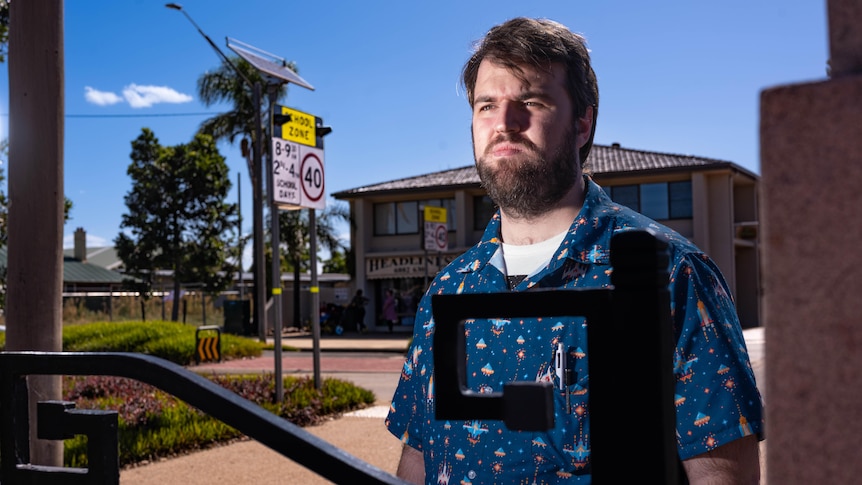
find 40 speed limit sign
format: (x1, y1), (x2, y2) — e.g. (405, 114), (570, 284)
(271, 137), (325, 210)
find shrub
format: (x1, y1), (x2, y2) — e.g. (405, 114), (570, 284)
(2, 320), (264, 365)
(3, 319), (379, 469)
(62, 373), (375, 467)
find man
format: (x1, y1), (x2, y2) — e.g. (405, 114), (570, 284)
(386, 17), (763, 484)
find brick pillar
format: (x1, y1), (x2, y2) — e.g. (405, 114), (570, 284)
(760, 1), (862, 482)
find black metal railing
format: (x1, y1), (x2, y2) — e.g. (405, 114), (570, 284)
(0, 351), (407, 485)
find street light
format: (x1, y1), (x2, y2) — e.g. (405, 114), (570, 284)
(166, 3), (268, 342)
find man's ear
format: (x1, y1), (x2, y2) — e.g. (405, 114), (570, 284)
(576, 105), (594, 150)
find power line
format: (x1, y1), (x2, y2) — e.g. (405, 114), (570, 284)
(0, 112), (219, 118)
(68, 112), (217, 118)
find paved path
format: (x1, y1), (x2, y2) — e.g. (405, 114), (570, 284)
(121, 333), (409, 484)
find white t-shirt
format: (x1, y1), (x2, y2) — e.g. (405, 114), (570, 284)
(501, 229), (569, 285)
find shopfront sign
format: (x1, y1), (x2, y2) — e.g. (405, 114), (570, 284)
(366, 254), (456, 279)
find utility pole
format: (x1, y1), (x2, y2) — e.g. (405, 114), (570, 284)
(166, 4), (268, 341)
(267, 85), (285, 401)
(6, 0), (65, 466)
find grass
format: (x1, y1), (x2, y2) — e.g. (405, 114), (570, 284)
(0, 319), (378, 468)
(1, 319), (264, 365)
(62, 373), (375, 468)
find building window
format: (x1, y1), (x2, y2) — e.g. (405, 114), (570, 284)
(473, 195), (497, 230)
(374, 199), (457, 236)
(609, 181), (692, 220)
(374, 201), (419, 235)
(421, 198), (457, 231)
(668, 180), (693, 218)
(609, 185), (639, 212)
(640, 183), (669, 220)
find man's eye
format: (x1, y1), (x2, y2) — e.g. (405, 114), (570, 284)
(478, 104), (494, 112)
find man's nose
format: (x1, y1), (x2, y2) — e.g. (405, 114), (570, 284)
(494, 102), (524, 133)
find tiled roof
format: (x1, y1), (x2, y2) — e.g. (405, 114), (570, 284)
(587, 144), (732, 174)
(61, 257), (127, 284)
(63, 246), (123, 270)
(332, 143), (745, 198)
(0, 247), (127, 284)
(333, 166), (480, 198)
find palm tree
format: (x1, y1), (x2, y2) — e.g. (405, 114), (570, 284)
(197, 57), (293, 146)
(197, 57), (348, 330)
(196, 56), (289, 334)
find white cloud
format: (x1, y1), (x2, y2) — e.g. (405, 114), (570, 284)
(122, 84), (193, 108)
(84, 86), (123, 106)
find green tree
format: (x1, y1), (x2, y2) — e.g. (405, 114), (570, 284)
(322, 249), (349, 274)
(277, 204), (349, 326)
(115, 128), (238, 321)
(0, 1), (9, 63)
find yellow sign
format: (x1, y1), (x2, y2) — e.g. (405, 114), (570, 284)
(424, 206), (447, 223)
(196, 337), (220, 363)
(195, 326), (222, 363)
(279, 106), (316, 147)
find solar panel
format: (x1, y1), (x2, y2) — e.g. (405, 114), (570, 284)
(226, 37), (315, 91)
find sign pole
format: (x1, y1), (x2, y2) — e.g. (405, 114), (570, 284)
(270, 104), (330, 390)
(420, 205), (428, 288)
(253, 82), (268, 346)
(267, 87), (285, 403)
(310, 209), (322, 389)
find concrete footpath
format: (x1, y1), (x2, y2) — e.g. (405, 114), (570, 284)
(119, 328), (765, 484)
(120, 331), (411, 485)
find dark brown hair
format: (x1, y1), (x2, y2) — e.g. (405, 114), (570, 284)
(462, 17), (599, 164)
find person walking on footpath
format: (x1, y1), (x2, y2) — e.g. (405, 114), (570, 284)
(385, 17), (763, 484)
(381, 289), (399, 333)
(349, 289), (369, 333)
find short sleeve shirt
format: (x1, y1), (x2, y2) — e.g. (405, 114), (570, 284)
(385, 177), (763, 484)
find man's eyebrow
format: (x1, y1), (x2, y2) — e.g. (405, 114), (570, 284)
(473, 91), (550, 104)
(516, 90), (552, 101)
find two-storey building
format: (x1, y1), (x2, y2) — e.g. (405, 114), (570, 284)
(333, 143), (760, 332)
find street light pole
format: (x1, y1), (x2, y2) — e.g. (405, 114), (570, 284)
(166, 3), (267, 342)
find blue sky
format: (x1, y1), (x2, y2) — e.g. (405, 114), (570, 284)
(0, 1), (829, 262)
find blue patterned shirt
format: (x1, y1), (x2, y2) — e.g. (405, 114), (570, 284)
(386, 177), (763, 484)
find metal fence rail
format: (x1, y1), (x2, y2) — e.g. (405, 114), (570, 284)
(0, 351), (407, 485)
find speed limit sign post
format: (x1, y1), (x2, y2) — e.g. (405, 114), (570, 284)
(271, 105), (327, 210)
(424, 206), (448, 252)
(299, 147), (325, 209)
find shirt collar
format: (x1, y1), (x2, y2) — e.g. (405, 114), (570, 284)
(456, 176), (616, 275)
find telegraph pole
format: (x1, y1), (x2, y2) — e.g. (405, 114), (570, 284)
(6, 0), (65, 466)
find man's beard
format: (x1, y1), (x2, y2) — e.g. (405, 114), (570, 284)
(474, 129), (580, 219)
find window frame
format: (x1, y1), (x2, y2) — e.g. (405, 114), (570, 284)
(608, 180), (693, 221)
